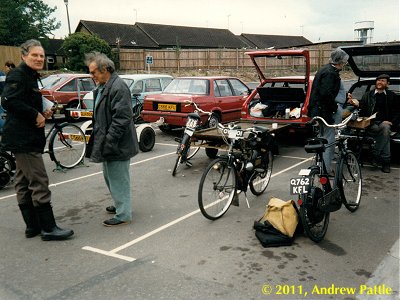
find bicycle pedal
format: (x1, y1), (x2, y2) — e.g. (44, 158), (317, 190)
(185, 161), (193, 167)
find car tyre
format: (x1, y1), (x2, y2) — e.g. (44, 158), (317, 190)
(139, 126), (156, 152)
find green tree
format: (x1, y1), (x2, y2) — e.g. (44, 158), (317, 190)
(62, 32), (112, 71)
(0, 0), (60, 46)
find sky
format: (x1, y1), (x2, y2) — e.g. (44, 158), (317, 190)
(42, 0), (399, 43)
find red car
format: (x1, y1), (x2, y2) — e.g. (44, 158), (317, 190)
(240, 49), (313, 134)
(141, 76), (250, 130)
(40, 73), (96, 120)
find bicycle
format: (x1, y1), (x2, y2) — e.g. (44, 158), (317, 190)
(198, 122), (274, 220)
(45, 110), (87, 170)
(291, 113), (362, 242)
(171, 100), (216, 176)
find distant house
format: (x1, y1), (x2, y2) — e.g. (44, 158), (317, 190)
(43, 38), (65, 70)
(75, 20), (312, 50)
(239, 33), (311, 49)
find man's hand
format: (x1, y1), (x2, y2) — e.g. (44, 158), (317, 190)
(42, 109), (53, 119)
(36, 112), (46, 128)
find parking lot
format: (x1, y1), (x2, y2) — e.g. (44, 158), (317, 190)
(0, 125), (399, 300)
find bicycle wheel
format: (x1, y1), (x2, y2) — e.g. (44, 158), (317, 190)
(0, 151), (16, 189)
(299, 168), (330, 243)
(198, 157), (237, 220)
(249, 150), (273, 195)
(186, 139), (202, 160)
(338, 151), (362, 212)
(49, 123), (87, 169)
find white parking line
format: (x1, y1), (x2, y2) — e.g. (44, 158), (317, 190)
(0, 151), (176, 201)
(82, 156), (313, 261)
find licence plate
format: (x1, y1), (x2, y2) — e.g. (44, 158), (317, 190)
(80, 111), (93, 117)
(184, 127), (195, 136)
(157, 103), (176, 111)
(290, 177), (310, 195)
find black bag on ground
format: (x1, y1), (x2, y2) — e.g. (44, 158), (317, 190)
(253, 220), (294, 247)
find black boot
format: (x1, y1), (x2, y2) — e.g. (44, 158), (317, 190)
(18, 203), (41, 238)
(35, 203), (74, 241)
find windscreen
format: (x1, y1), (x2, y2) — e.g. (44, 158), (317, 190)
(163, 79), (209, 95)
(40, 76), (68, 89)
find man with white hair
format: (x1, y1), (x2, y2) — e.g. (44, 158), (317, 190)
(307, 48), (349, 174)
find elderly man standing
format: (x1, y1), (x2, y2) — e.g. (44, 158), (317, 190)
(1, 39), (73, 240)
(85, 52), (139, 226)
(307, 48), (349, 175)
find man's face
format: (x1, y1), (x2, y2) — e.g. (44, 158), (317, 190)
(89, 62), (109, 84)
(22, 46), (44, 71)
(375, 78), (389, 90)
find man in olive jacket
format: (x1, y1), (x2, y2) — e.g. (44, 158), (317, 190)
(85, 52), (139, 226)
(354, 74), (398, 173)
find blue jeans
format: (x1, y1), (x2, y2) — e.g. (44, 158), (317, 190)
(102, 160), (132, 221)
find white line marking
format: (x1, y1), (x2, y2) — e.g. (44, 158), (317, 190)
(82, 246), (136, 262)
(0, 151), (176, 201)
(82, 156), (314, 261)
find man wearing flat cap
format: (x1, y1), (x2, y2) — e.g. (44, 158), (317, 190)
(307, 48), (349, 174)
(353, 74), (398, 173)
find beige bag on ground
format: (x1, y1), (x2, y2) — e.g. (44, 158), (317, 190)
(261, 197), (299, 237)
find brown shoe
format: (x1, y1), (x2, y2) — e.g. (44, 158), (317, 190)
(381, 163), (390, 173)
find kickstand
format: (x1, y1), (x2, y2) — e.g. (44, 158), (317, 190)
(244, 191), (250, 208)
(53, 163), (66, 173)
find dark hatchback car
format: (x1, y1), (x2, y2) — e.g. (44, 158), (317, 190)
(241, 44), (400, 138)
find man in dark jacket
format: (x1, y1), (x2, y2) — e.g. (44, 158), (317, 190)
(1, 39), (73, 240)
(85, 51), (139, 226)
(354, 74), (398, 173)
(307, 48), (349, 174)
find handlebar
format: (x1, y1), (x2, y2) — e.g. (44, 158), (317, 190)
(310, 113), (354, 129)
(184, 100), (212, 116)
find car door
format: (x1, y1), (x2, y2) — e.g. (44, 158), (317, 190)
(214, 79), (243, 122)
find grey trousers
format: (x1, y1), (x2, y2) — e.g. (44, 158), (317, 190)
(14, 152), (51, 206)
(319, 124), (335, 174)
(102, 159), (132, 222)
(368, 122), (391, 162)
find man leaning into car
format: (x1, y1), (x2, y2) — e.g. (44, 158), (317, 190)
(351, 74), (398, 173)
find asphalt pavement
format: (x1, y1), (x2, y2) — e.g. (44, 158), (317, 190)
(0, 124), (398, 300)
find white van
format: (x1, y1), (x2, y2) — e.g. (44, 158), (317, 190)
(83, 74), (173, 110)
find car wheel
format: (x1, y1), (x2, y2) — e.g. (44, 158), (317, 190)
(208, 113), (220, 128)
(139, 126), (156, 152)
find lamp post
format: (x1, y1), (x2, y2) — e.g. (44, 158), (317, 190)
(64, 0), (71, 35)
(227, 14), (231, 30)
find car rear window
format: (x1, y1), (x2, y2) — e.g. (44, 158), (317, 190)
(164, 79), (209, 95)
(352, 53), (400, 72)
(40, 76), (68, 89)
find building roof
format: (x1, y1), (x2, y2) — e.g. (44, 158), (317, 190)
(240, 34), (312, 49)
(76, 20), (159, 48)
(43, 38), (64, 55)
(135, 22), (245, 49)
(75, 20), (314, 50)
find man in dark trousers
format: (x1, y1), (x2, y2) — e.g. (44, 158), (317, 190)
(307, 48), (349, 174)
(1, 39), (73, 240)
(353, 74), (398, 173)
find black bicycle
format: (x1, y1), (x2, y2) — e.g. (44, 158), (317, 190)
(198, 122), (274, 220)
(172, 100), (216, 176)
(45, 112), (87, 170)
(291, 114), (362, 242)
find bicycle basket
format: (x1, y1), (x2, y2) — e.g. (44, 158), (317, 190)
(318, 188), (342, 213)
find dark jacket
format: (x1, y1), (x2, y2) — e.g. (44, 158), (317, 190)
(1, 62), (46, 153)
(359, 89), (399, 128)
(89, 72), (139, 163)
(307, 64), (341, 124)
